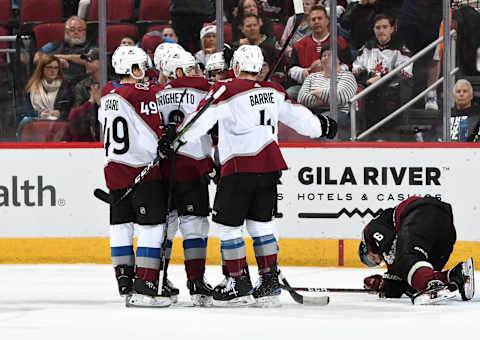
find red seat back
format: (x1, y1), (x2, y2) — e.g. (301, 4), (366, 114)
(273, 23), (284, 42)
(0, 0), (11, 26)
(20, 0), (62, 24)
(33, 23), (65, 51)
(223, 24), (232, 45)
(20, 121), (68, 142)
(88, 0), (134, 22)
(138, 0), (170, 22)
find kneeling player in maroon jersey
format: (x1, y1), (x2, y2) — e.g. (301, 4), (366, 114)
(359, 196), (475, 304)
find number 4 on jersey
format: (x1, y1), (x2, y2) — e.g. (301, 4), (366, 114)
(259, 109), (274, 133)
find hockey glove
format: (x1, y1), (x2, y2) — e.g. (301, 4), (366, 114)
(364, 272), (405, 298)
(318, 114), (337, 139)
(157, 123), (177, 159)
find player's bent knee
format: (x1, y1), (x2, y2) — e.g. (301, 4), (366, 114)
(179, 215), (209, 239)
(110, 223), (134, 247)
(136, 224), (166, 248)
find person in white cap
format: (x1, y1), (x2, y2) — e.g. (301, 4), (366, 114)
(195, 24), (218, 71)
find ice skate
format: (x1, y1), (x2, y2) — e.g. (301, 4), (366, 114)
(213, 267), (255, 307)
(411, 280), (456, 305)
(125, 278), (171, 308)
(114, 265), (134, 297)
(448, 257), (475, 301)
(251, 270), (281, 308)
(160, 277), (180, 304)
(187, 276), (214, 307)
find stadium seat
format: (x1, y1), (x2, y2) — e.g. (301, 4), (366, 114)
(0, 0), (11, 26)
(19, 120), (68, 142)
(33, 23), (65, 51)
(20, 0), (62, 25)
(106, 24), (138, 52)
(223, 24), (232, 45)
(87, 0), (135, 22)
(273, 23), (284, 42)
(138, 0), (170, 22)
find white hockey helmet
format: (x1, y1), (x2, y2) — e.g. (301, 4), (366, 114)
(153, 42), (184, 71)
(164, 50), (196, 79)
(232, 45), (264, 75)
(206, 52), (227, 72)
(112, 45), (149, 80)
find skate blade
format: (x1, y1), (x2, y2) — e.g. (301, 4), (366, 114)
(462, 257), (475, 301)
(413, 289), (457, 305)
(254, 295), (281, 308)
(191, 294), (213, 307)
(125, 294), (172, 308)
(169, 295), (179, 304)
(213, 295), (256, 307)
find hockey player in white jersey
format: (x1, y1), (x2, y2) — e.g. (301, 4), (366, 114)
(156, 50), (215, 306)
(153, 42), (185, 84)
(98, 46), (171, 307)
(158, 45), (337, 307)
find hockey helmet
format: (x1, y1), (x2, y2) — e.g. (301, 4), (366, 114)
(153, 42), (184, 72)
(163, 50), (196, 79)
(232, 45), (264, 76)
(358, 208), (396, 267)
(111, 46), (149, 80)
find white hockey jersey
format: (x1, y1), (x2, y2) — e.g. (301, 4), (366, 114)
(156, 76), (213, 181)
(98, 81), (164, 190)
(180, 78), (323, 177)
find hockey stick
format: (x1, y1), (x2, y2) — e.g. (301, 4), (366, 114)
(265, 0), (304, 81)
(278, 270), (330, 306)
(93, 85), (227, 205)
(286, 287), (375, 294)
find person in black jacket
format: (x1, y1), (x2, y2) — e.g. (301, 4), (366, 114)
(450, 79), (480, 141)
(359, 196), (475, 304)
(170, 0), (215, 52)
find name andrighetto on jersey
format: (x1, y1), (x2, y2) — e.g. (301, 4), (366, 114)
(157, 92), (196, 106)
(104, 99), (119, 111)
(249, 92), (275, 106)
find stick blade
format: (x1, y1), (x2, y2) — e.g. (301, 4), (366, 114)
(93, 188), (112, 204)
(301, 295), (330, 306)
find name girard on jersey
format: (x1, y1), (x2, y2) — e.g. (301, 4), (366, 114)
(250, 92), (275, 106)
(104, 99), (119, 111)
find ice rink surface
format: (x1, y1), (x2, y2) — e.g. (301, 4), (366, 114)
(0, 264), (478, 340)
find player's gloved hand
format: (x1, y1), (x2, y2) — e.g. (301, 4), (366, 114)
(318, 114), (337, 139)
(364, 274), (384, 292)
(157, 123), (177, 159)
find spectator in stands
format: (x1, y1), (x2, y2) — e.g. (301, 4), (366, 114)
(72, 49), (99, 108)
(232, 0), (275, 43)
(280, 0), (314, 58)
(396, 0), (443, 111)
(21, 55), (73, 126)
(162, 27), (179, 43)
(340, 0), (378, 51)
(298, 44), (358, 140)
(170, 0), (214, 52)
(450, 79), (480, 142)
(34, 16), (96, 84)
(287, 5), (353, 100)
(232, 14), (280, 80)
(352, 13), (413, 139)
(119, 35), (136, 47)
(195, 24), (217, 71)
(64, 49), (101, 142)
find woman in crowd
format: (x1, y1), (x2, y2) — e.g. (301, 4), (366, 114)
(21, 55), (73, 125)
(280, 0), (314, 57)
(195, 24), (217, 71)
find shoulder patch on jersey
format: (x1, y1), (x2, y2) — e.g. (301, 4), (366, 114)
(134, 82), (150, 91)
